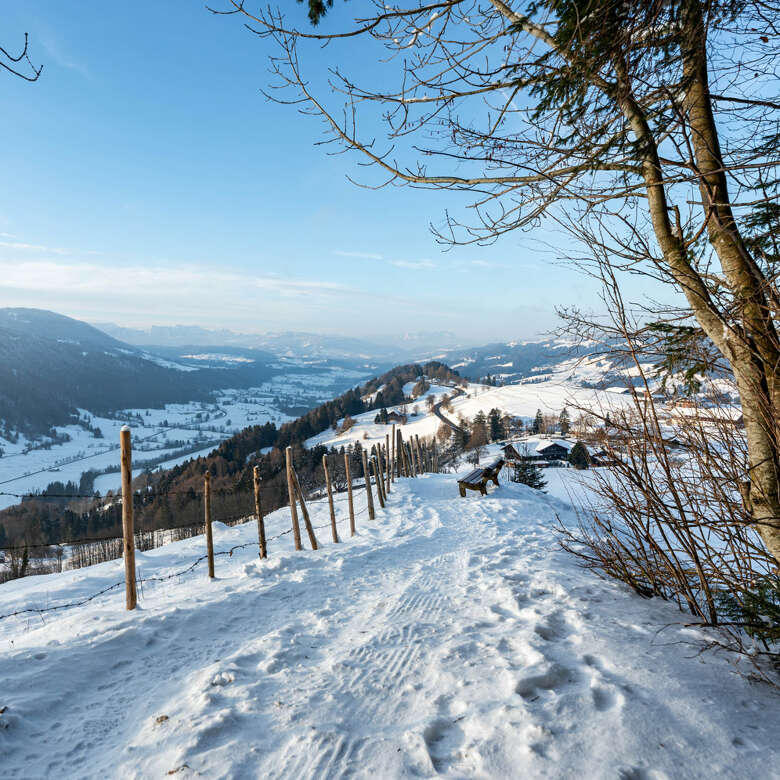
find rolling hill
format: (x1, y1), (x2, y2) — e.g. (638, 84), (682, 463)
(0, 309), (280, 437)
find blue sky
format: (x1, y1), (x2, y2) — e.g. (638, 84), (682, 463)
(0, 1), (642, 342)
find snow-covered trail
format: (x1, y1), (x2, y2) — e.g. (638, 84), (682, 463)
(1, 475), (779, 779)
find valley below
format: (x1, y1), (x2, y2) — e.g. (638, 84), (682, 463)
(0, 364), (370, 511)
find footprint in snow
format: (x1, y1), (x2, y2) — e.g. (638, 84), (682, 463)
(211, 671), (234, 687)
(618, 766), (669, 780)
(515, 663), (575, 699)
(590, 683), (624, 712)
(533, 611), (572, 642)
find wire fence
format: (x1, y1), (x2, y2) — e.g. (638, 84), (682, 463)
(0, 426), (441, 624)
(0, 488), (372, 623)
(0, 480), (374, 554)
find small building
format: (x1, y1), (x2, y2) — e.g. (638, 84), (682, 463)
(503, 438), (575, 464)
(501, 443), (525, 463)
(536, 441), (572, 461)
(385, 411), (408, 425)
(668, 404), (744, 428)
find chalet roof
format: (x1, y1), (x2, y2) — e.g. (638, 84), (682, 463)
(536, 439), (575, 454)
(505, 438), (577, 457)
(668, 405), (743, 424)
(501, 444), (523, 460)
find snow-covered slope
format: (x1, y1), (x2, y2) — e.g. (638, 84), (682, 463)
(308, 373), (633, 453)
(1, 470), (776, 778)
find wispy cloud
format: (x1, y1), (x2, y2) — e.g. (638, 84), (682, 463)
(0, 240), (71, 255)
(332, 250), (384, 261)
(0, 259), (354, 300)
(458, 259), (509, 270)
(390, 259), (437, 270)
(333, 250), (436, 271)
(38, 29), (92, 79)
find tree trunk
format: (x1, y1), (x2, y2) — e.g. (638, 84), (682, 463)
(612, 11), (780, 565)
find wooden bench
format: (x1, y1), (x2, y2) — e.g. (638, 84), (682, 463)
(458, 458), (504, 497)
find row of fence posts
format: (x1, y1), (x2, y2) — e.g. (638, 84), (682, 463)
(118, 422), (440, 610)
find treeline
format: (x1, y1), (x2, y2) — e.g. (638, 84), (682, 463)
(0, 361), (461, 553)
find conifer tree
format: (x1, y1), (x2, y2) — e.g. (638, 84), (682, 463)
(559, 408), (570, 436)
(532, 409), (544, 435)
(488, 408), (503, 442)
(511, 452), (547, 491)
(470, 411), (488, 450)
(569, 442), (591, 470)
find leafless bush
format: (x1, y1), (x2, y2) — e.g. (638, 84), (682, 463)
(558, 356), (780, 675)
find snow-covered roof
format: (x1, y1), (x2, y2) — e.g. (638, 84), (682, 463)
(508, 438), (576, 456)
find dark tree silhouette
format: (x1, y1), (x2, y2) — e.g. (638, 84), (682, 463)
(1, 33), (42, 81)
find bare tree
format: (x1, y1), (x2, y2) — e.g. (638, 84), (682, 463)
(557, 288), (779, 666)
(1, 32), (41, 81)
(210, 0), (780, 564)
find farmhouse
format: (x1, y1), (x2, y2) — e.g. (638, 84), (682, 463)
(536, 441), (572, 461)
(503, 438), (575, 464)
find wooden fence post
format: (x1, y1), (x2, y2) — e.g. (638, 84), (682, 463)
(120, 426), (137, 610)
(253, 466), (267, 559)
(377, 447), (388, 503)
(286, 446), (303, 551)
(397, 430), (406, 477)
(391, 424), (397, 481)
(361, 449), (376, 520)
(293, 469), (319, 550)
(345, 451), (356, 536)
(204, 471), (215, 578)
(415, 435), (424, 473)
(323, 454), (339, 543)
(373, 456), (386, 508)
(385, 434), (391, 493)
(379, 454), (388, 504)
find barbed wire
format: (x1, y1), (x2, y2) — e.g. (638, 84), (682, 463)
(0, 498), (377, 621)
(0, 476), (386, 504)
(0, 478), (383, 552)
(0, 486), (242, 501)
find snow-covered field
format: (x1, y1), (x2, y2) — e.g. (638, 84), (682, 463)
(1, 468), (776, 779)
(0, 368), (366, 510)
(309, 369), (634, 454)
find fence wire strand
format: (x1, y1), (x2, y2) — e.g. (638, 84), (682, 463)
(0, 479), (386, 622)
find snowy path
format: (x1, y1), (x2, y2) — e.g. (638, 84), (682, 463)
(1, 475), (779, 778)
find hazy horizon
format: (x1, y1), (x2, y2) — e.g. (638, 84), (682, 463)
(0, 2), (648, 344)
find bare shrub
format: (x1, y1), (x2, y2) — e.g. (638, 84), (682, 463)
(558, 333), (780, 672)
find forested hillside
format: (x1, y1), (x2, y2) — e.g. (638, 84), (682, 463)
(0, 309), (278, 437)
(0, 361), (462, 550)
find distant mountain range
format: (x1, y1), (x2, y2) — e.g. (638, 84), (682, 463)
(437, 340), (583, 383)
(94, 321), (606, 384)
(94, 322), (465, 361)
(0, 308), (613, 439)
